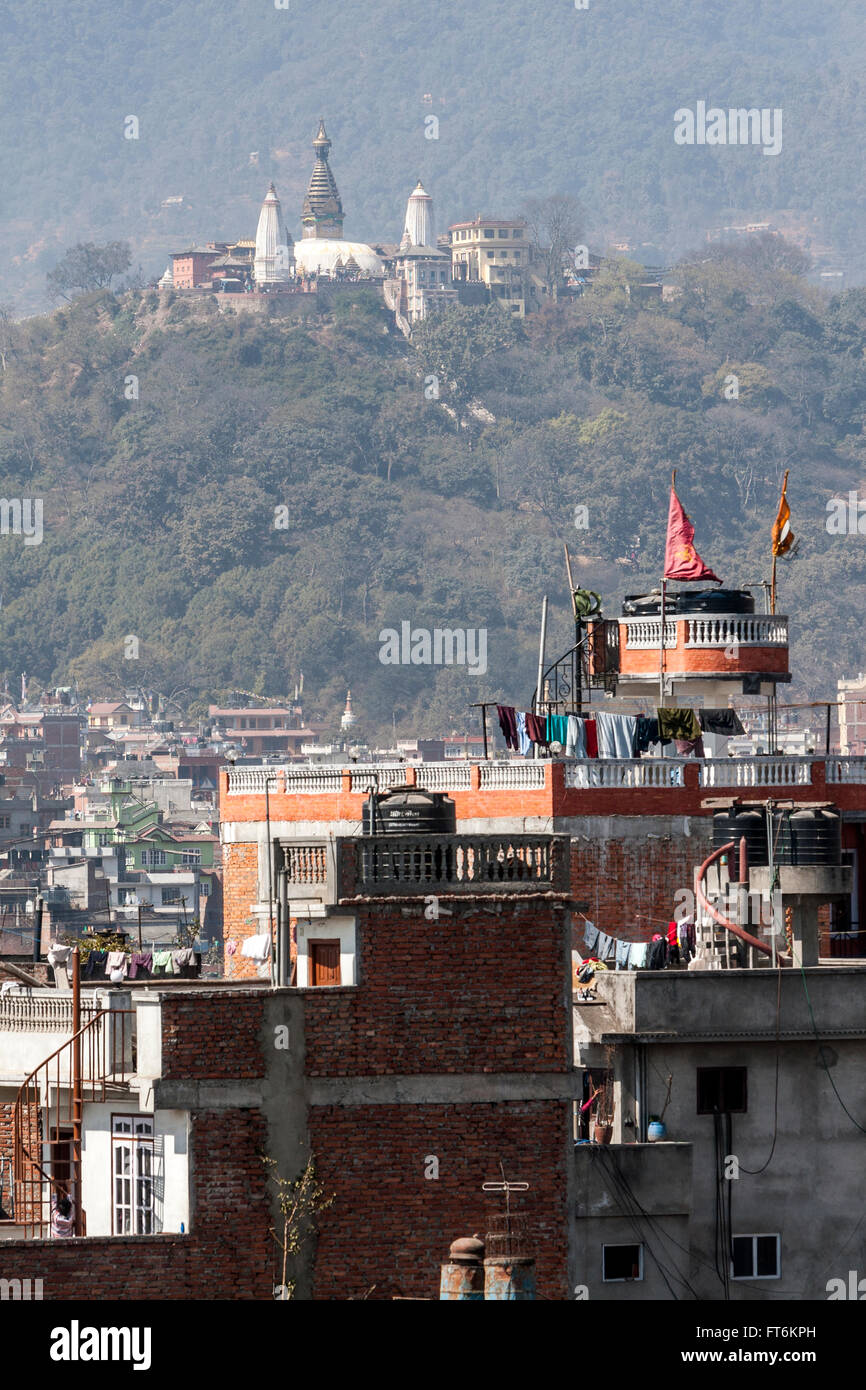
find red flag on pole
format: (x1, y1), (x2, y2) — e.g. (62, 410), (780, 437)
(663, 482), (720, 583)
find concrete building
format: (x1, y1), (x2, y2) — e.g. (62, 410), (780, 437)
(386, 182), (457, 328)
(838, 673), (866, 754)
(448, 216), (530, 316)
(572, 967), (866, 1299)
(0, 831), (572, 1299)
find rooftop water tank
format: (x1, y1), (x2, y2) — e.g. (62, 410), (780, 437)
(713, 806), (841, 867)
(362, 785), (457, 835)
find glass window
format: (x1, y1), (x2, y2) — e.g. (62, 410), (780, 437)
(112, 1115), (154, 1236)
(731, 1234), (780, 1280)
(603, 1244), (643, 1282)
(498, 229), (509, 238)
(697, 1067), (747, 1114)
(484, 229), (494, 239)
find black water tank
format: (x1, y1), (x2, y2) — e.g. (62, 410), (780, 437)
(713, 806), (842, 867)
(362, 785), (457, 835)
(774, 808), (841, 866)
(712, 809), (769, 866)
(622, 588), (755, 617)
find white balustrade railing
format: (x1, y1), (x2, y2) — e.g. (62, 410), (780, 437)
(623, 619), (677, 650)
(825, 757), (866, 784)
(418, 764), (473, 791)
(700, 758), (812, 787)
(479, 762), (547, 790)
(564, 759), (685, 788)
(0, 994), (101, 1032)
(281, 769), (345, 794)
(348, 766), (411, 792)
(685, 615), (788, 648)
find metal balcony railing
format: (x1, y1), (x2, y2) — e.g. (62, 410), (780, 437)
(11, 1007), (135, 1238)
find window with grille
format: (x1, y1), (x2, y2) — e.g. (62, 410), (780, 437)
(697, 1067), (747, 1114)
(112, 1115), (154, 1235)
(731, 1234), (780, 1280)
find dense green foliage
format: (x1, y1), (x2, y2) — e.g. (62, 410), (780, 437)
(2, 1), (865, 312)
(1, 246), (865, 736)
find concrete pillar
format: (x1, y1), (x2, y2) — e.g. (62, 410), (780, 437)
(790, 897), (820, 968)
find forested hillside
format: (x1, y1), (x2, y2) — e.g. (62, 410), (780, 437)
(1, 242), (865, 736)
(2, 1), (866, 311)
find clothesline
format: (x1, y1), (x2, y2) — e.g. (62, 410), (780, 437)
(580, 918), (696, 973)
(496, 706), (744, 759)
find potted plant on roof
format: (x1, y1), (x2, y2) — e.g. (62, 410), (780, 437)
(647, 1073), (673, 1142)
(593, 1046), (616, 1144)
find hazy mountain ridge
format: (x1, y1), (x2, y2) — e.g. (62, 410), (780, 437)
(3, 1), (866, 312)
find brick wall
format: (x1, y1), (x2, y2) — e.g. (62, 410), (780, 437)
(222, 841), (261, 980)
(309, 1100), (570, 1300)
(161, 990), (265, 1080)
(570, 825), (714, 942)
(304, 899), (569, 1076)
(0, 1108), (273, 1299)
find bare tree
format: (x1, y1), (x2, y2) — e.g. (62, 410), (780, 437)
(521, 195), (584, 301)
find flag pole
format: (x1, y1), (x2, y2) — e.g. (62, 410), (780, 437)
(659, 577), (666, 708)
(660, 469), (676, 708)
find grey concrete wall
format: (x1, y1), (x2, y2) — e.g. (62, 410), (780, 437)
(571, 1031), (866, 1300)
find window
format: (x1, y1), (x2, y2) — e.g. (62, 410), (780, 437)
(697, 1067), (747, 1114)
(731, 1234), (780, 1280)
(199, 880), (211, 896)
(112, 1115), (154, 1235)
(512, 229), (522, 238)
(146, 849), (167, 867)
(181, 849), (201, 865)
(603, 1244), (643, 1282)
(161, 886), (186, 905)
(0, 817), (9, 829)
(483, 229), (494, 239)
(486, 250), (494, 259)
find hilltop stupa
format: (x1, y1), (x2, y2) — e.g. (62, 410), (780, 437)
(293, 120), (382, 278)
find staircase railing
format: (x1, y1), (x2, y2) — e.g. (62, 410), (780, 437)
(11, 1007), (135, 1239)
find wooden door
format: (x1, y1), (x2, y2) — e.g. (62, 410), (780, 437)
(310, 939), (341, 987)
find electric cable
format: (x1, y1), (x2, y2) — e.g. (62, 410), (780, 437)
(799, 963), (866, 1134)
(739, 965), (782, 1174)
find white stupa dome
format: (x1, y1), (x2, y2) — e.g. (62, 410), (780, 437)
(294, 239), (383, 277)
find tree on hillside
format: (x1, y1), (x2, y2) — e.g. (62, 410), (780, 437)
(46, 242), (132, 300)
(412, 303), (523, 434)
(521, 195), (584, 301)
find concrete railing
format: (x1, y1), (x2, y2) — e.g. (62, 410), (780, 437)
(0, 994), (101, 1033)
(699, 757), (812, 787)
(351, 834), (568, 895)
(826, 757), (866, 784)
(622, 619), (677, 650)
(479, 762), (546, 790)
(564, 759), (685, 788)
(348, 766), (410, 792)
(685, 615), (788, 647)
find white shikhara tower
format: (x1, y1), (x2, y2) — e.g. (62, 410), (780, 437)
(403, 180), (434, 249)
(254, 183), (293, 283)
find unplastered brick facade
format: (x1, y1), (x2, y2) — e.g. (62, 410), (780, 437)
(309, 1101), (570, 1300)
(304, 898), (570, 1075)
(0, 879), (575, 1300)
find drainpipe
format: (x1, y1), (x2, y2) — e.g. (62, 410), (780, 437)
(71, 947), (82, 1235)
(696, 841), (791, 962)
